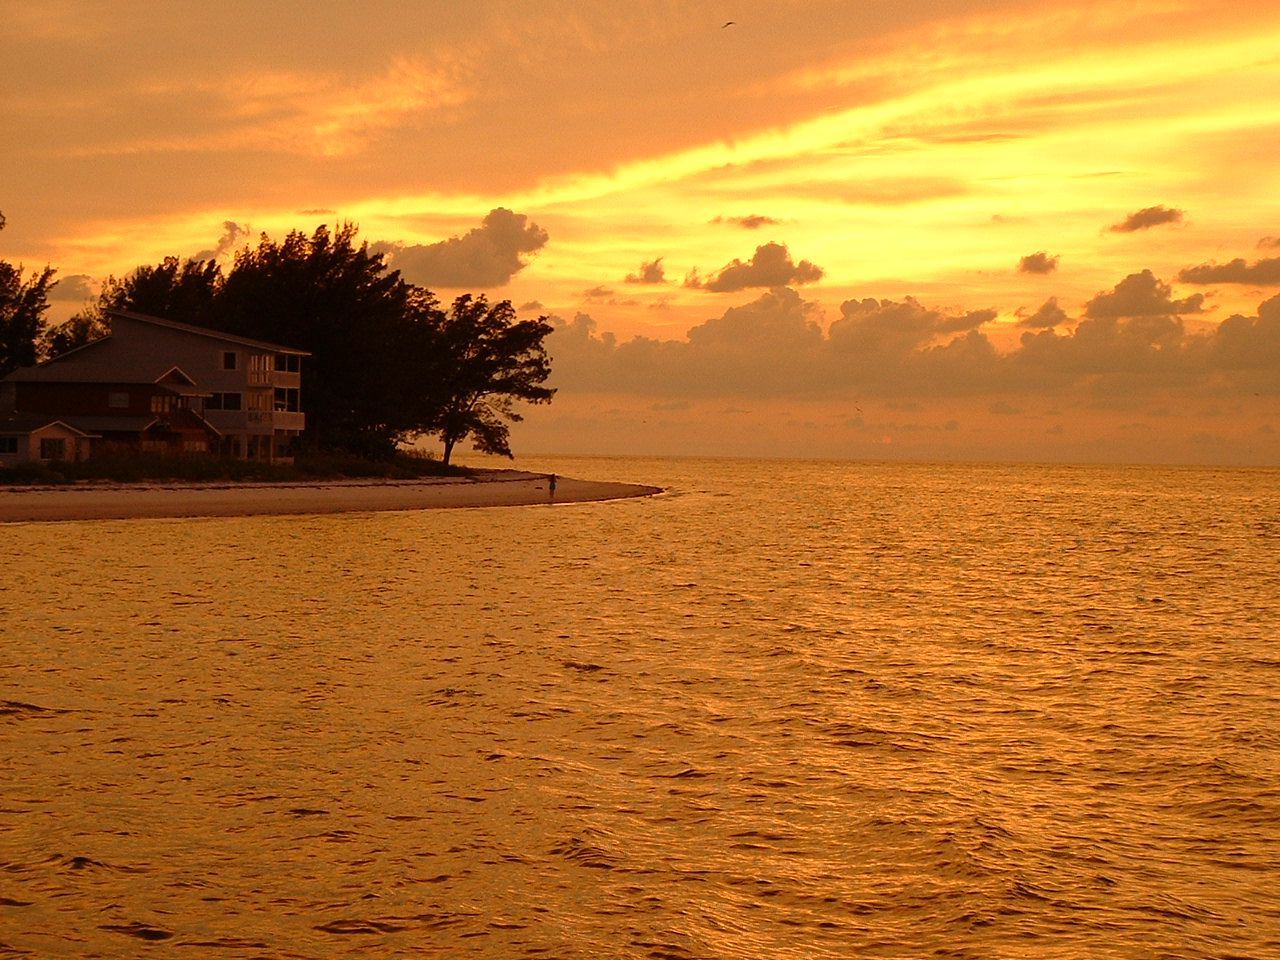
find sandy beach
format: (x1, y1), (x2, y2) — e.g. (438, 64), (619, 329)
(0, 470), (662, 523)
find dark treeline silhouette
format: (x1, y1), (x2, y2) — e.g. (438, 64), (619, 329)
(40, 223), (555, 463)
(0, 212), (58, 379)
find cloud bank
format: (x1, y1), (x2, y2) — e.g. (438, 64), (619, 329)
(49, 274), (96, 301)
(1017, 297), (1068, 329)
(1178, 257), (1280, 285)
(546, 280), (1279, 403)
(372, 208), (548, 288)
(685, 242), (824, 292)
(1084, 270), (1203, 318)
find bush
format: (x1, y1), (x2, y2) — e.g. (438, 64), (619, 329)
(0, 461), (67, 485)
(55, 451), (293, 483)
(0, 447), (468, 486)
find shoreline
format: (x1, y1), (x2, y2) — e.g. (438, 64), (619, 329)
(0, 470), (663, 523)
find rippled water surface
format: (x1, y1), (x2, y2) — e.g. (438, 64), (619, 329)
(3, 458), (1279, 958)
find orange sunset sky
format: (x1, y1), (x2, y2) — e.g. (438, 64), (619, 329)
(2, 0), (1279, 464)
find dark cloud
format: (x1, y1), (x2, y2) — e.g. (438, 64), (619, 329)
(1018, 251), (1059, 274)
(1084, 270), (1203, 318)
(686, 287), (824, 352)
(1209, 294), (1280, 370)
(583, 286), (614, 298)
(625, 258), (666, 284)
(518, 300), (543, 312)
(1015, 312), (1191, 393)
(711, 215), (780, 229)
(371, 208), (548, 288)
(544, 285), (1280, 406)
(49, 274), (96, 301)
(1260, 236), (1280, 249)
(193, 220), (251, 261)
(300, 208), (336, 216)
(1108, 205), (1184, 233)
(828, 297), (995, 357)
(685, 242), (824, 292)
(1177, 256), (1280, 285)
(1017, 297), (1069, 329)
(548, 289), (819, 396)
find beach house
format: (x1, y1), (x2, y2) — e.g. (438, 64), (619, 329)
(0, 310), (309, 462)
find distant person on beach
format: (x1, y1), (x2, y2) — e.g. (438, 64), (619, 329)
(548, 473), (557, 499)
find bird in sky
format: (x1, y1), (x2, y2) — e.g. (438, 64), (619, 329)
(722, 21), (736, 28)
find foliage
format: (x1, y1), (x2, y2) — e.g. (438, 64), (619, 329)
(0, 449), (466, 486)
(41, 313), (108, 359)
(44, 256), (223, 359)
(419, 295), (555, 465)
(102, 256), (223, 323)
(0, 213), (57, 377)
(27, 222), (556, 461)
(0, 460), (66, 485)
(289, 449), (461, 479)
(213, 224), (437, 456)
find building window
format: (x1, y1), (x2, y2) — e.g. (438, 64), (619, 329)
(222, 350), (238, 370)
(0, 437), (17, 455)
(40, 438), (66, 460)
(150, 394), (175, 413)
(275, 352), (301, 373)
(273, 387), (300, 412)
(206, 392), (243, 411)
(108, 391), (130, 408)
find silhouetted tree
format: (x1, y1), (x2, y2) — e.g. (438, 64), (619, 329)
(214, 224), (436, 456)
(31, 222), (557, 460)
(0, 213), (57, 376)
(44, 256), (223, 359)
(101, 256), (223, 324)
(420, 295), (555, 465)
(41, 313), (107, 359)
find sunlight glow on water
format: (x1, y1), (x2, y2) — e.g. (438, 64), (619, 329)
(3, 459), (1279, 958)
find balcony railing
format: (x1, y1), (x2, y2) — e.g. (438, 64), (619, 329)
(247, 370), (302, 387)
(243, 410), (305, 430)
(209, 410), (305, 432)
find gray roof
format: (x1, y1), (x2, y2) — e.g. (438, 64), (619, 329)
(106, 310), (311, 356)
(5, 356), (214, 387)
(3, 310), (309, 384)
(60, 415), (160, 434)
(0, 413), (98, 437)
(3, 337), (117, 382)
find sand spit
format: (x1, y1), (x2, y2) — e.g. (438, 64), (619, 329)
(0, 470), (662, 523)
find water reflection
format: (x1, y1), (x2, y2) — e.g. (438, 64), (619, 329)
(2, 459), (1278, 957)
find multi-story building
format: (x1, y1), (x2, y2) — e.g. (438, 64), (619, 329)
(0, 309), (308, 462)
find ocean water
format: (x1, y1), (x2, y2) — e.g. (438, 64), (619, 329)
(2, 457), (1278, 959)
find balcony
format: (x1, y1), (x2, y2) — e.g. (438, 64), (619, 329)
(246, 370), (302, 388)
(245, 410), (306, 431)
(207, 409), (305, 434)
